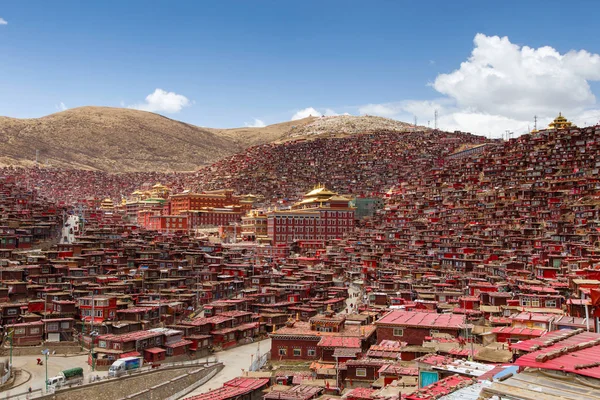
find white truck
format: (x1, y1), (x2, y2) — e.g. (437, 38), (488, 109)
(108, 356), (143, 377)
(47, 367), (84, 389)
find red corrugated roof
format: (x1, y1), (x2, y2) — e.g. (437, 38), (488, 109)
(144, 347), (166, 354)
(317, 336), (361, 348)
(184, 378), (269, 400)
(376, 310), (465, 329)
(404, 374), (474, 400)
(491, 327), (546, 336)
(514, 330), (600, 379)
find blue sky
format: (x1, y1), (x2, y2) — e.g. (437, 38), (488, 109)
(1, 1), (600, 136)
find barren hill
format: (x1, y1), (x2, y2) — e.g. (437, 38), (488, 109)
(0, 108), (423, 172)
(0, 107), (242, 172)
(281, 115), (421, 140)
(206, 117), (317, 147)
(208, 115), (421, 146)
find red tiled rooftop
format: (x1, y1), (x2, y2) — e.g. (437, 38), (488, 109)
(375, 310), (465, 329)
(404, 374), (474, 400)
(98, 330), (163, 342)
(317, 336), (361, 348)
(515, 330), (600, 379)
(491, 327), (546, 336)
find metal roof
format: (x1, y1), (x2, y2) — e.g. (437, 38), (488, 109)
(376, 310), (466, 329)
(515, 330), (600, 379)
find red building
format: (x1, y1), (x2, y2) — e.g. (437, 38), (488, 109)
(267, 186), (355, 245)
(183, 208), (244, 229)
(375, 311), (466, 345)
(144, 215), (189, 233)
(170, 190), (255, 215)
(78, 296), (118, 325)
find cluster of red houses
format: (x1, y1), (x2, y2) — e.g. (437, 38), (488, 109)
(1, 116), (600, 399)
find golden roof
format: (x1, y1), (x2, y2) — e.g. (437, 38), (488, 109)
(305, 186), (337, 197)
(548, 112), (574, 130)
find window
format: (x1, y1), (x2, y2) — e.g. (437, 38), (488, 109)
(30, 327), (40, 334)
(279, 348), (287, 356)
(15, 328), (25, 335)
(98, 340), (107, 348)
(47, 323), (58, 331)
(545, 299), (557, 308)
(293, 348), (301, 357)
(430, 330), (439, 336)
(393, 328), (404, 337)
(307, 349), (316, 357)
(531, 299), (540, 307)
(356, 368), (367, 377)
(7, 308), (18, 315)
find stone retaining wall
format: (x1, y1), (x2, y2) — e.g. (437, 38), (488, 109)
(1, 342), (83, 357)
(36, 362), (223, 400)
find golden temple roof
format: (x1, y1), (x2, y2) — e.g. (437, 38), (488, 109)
(305, 185), (337, 197)
(548, 112), (574, 130)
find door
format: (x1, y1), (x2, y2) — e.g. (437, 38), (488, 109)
(419, 371), (439, 388)
(48, 333), (61, 342)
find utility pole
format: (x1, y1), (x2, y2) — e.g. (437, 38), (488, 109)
(7, 330), (13, 366)
(434, 110), (438, 130)
(42, 349), (50, 392)
(90, 289), (95, 339)
(534, 115), (538, 131)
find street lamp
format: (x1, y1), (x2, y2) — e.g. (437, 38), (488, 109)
(7, 330), (14, 366)
(90, 331), (99, 371)
(42, 349), (50, 392)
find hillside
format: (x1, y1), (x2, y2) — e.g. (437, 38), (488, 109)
(282, 115), (421, 140)
(0, 109), (424, 172)
(196, 130), (487, 203)
(209, 115), (421, 146)
(0, 107), (242, 172)
(206, 117), (317, 146)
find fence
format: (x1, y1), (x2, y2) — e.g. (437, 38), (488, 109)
(249, 353), (269, 372)
(1, 363), (11, 385)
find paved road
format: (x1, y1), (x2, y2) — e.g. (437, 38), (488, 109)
(181, 339), (271, 399)
(3, 353), (109, 399)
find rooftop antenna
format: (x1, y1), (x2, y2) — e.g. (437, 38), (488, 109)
(533, 115), (537, 131)
(434, 110), (438, 130)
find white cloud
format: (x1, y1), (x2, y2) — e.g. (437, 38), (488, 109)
(291, 107), (323, 120)
(56, 102), (67, 111)
(244, 118), (266, 128)
(129, 88), (191, 113)
(358, 34), (600, 137)
(0, 18), (7, 25)
(291, 107), (349, 120)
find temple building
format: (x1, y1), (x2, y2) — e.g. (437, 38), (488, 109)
(266, 185), (355, 245)
(548, 112), (574, 130)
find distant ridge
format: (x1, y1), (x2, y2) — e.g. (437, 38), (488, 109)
(0, 107), (241, 172)
(0, 107), (421, 172)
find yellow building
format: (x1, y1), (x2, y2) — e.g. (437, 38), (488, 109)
(548, 112), (574, 130)
(100, 198), (114, 210)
